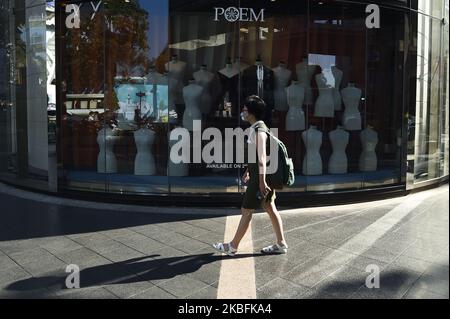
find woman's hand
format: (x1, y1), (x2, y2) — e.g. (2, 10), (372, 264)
(242, 170), (250, 184)
(259, 181), (272, 199)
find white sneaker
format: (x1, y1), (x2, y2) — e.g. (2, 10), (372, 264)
(212, 242), (237, 256)
(261, 243), (288, 254)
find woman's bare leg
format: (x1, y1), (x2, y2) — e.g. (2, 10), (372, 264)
(263, 202), (287, 246)
(229, 208), (254, 250)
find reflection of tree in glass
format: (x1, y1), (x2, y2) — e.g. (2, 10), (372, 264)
(64, 1), (151, 111)
(104, 1), (151, 111)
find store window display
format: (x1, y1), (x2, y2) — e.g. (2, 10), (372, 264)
(54, 0), (424, 196)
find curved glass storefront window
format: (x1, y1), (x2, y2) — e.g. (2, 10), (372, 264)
(1, 0), (448, 200)
(0, 0), (55, 190)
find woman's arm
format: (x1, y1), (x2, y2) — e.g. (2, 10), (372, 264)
(256, 131), (271, 197)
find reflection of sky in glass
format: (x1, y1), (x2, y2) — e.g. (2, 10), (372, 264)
(309, 53), (337, 87)
(138, 0), (169, 60)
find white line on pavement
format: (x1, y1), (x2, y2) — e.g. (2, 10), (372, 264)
(217, 215), (256, 299)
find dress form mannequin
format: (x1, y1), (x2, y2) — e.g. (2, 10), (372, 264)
(193, 65), (215, 115)
(314, 73), (335, 118)
(331, 66), (343, 111)
(182, 79), (203, 131)
(134, 127), (156, 175)
(168, 130), (189, 177)
(218, 59), (240, 116)
(273, 62), (292, 111)
(342, 83), (362, 130)
(329, 125), (349, 174)
(296, 58), (317, 105)
(359, 125), (378, 172)
(165, 55), (186, 108)
(285, 81), (306, 131)
(302, 126), (323, 175)
(97, 126), (118, 173)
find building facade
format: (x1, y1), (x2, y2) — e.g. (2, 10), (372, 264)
(0, 0), (448, 206)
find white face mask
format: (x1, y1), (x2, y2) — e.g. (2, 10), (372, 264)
(240, 111), (247, 122)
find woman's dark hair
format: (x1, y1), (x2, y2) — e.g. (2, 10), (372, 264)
(244, 95), (266, 121)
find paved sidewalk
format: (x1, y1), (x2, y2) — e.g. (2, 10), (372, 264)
(0, 183), (448, 299)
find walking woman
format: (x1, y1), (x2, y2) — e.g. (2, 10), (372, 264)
(212, 95), (288, 256)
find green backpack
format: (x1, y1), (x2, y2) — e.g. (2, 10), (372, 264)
(255, 124), (295, 190)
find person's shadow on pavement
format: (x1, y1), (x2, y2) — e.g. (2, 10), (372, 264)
(6, 253), (258, 293)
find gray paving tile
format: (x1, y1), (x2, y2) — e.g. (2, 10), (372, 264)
(257, 277), (309, 299)
(0, 287), (53, 299)
(297, 287), (341, 299)
(359, 247), (400, 264)
(0, 266), (32, 287)
(255, 257), (299, 289)
(147, 231), (192, 246)
(0, 239), (41, 255)
(186, 263), (221, 286)
(55, 247), (111, 269)
(8, 247), (56, 266)
(391, 255), (433, 274)
(192, 231), (227, 246)
(157, 275), (209, 298)
(52, 287), (119, 299)
(185, 284), (218, 299)
(115, 236), (166, 255)
(97, 246), (145, 263)
(312, 266), (368, 298)
(402, 245), (449, 264)
(410, 265), (449, 297)
(403, 285), (448, 299)
(174, 225), (212, 239)
(130, 285), (176, 299)
(169, 238), (210, 254)
(0, 254), (18, 271)
(103, 280), (156, 299)
(20, 257), (67, 277)
(38, 237), (83, 255)
(184, 219), (226, 233)
(99, 228), (140, 239)
(281, 249), (357, 288)
(344, 255), (389, 272)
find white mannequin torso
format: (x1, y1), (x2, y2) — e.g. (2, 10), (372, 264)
(285, 81), (305, 131)
(273, 64), (292, 111)
(314, 73), (335, 118)
(296, 59), (317, 105)
(302, 126), (323, 175)
(329, 126), (349, 174)
(193, 67), (215, 114)
(182, 82), (203, 131)
(97, 127), (118, 173)
(359, 126), (378, 171)
(342, 83), (362, 131)
(134, 128), (156, 175)
(331, 66), (343, 111)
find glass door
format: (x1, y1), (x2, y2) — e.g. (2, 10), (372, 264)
(0, 0), (17, 178)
